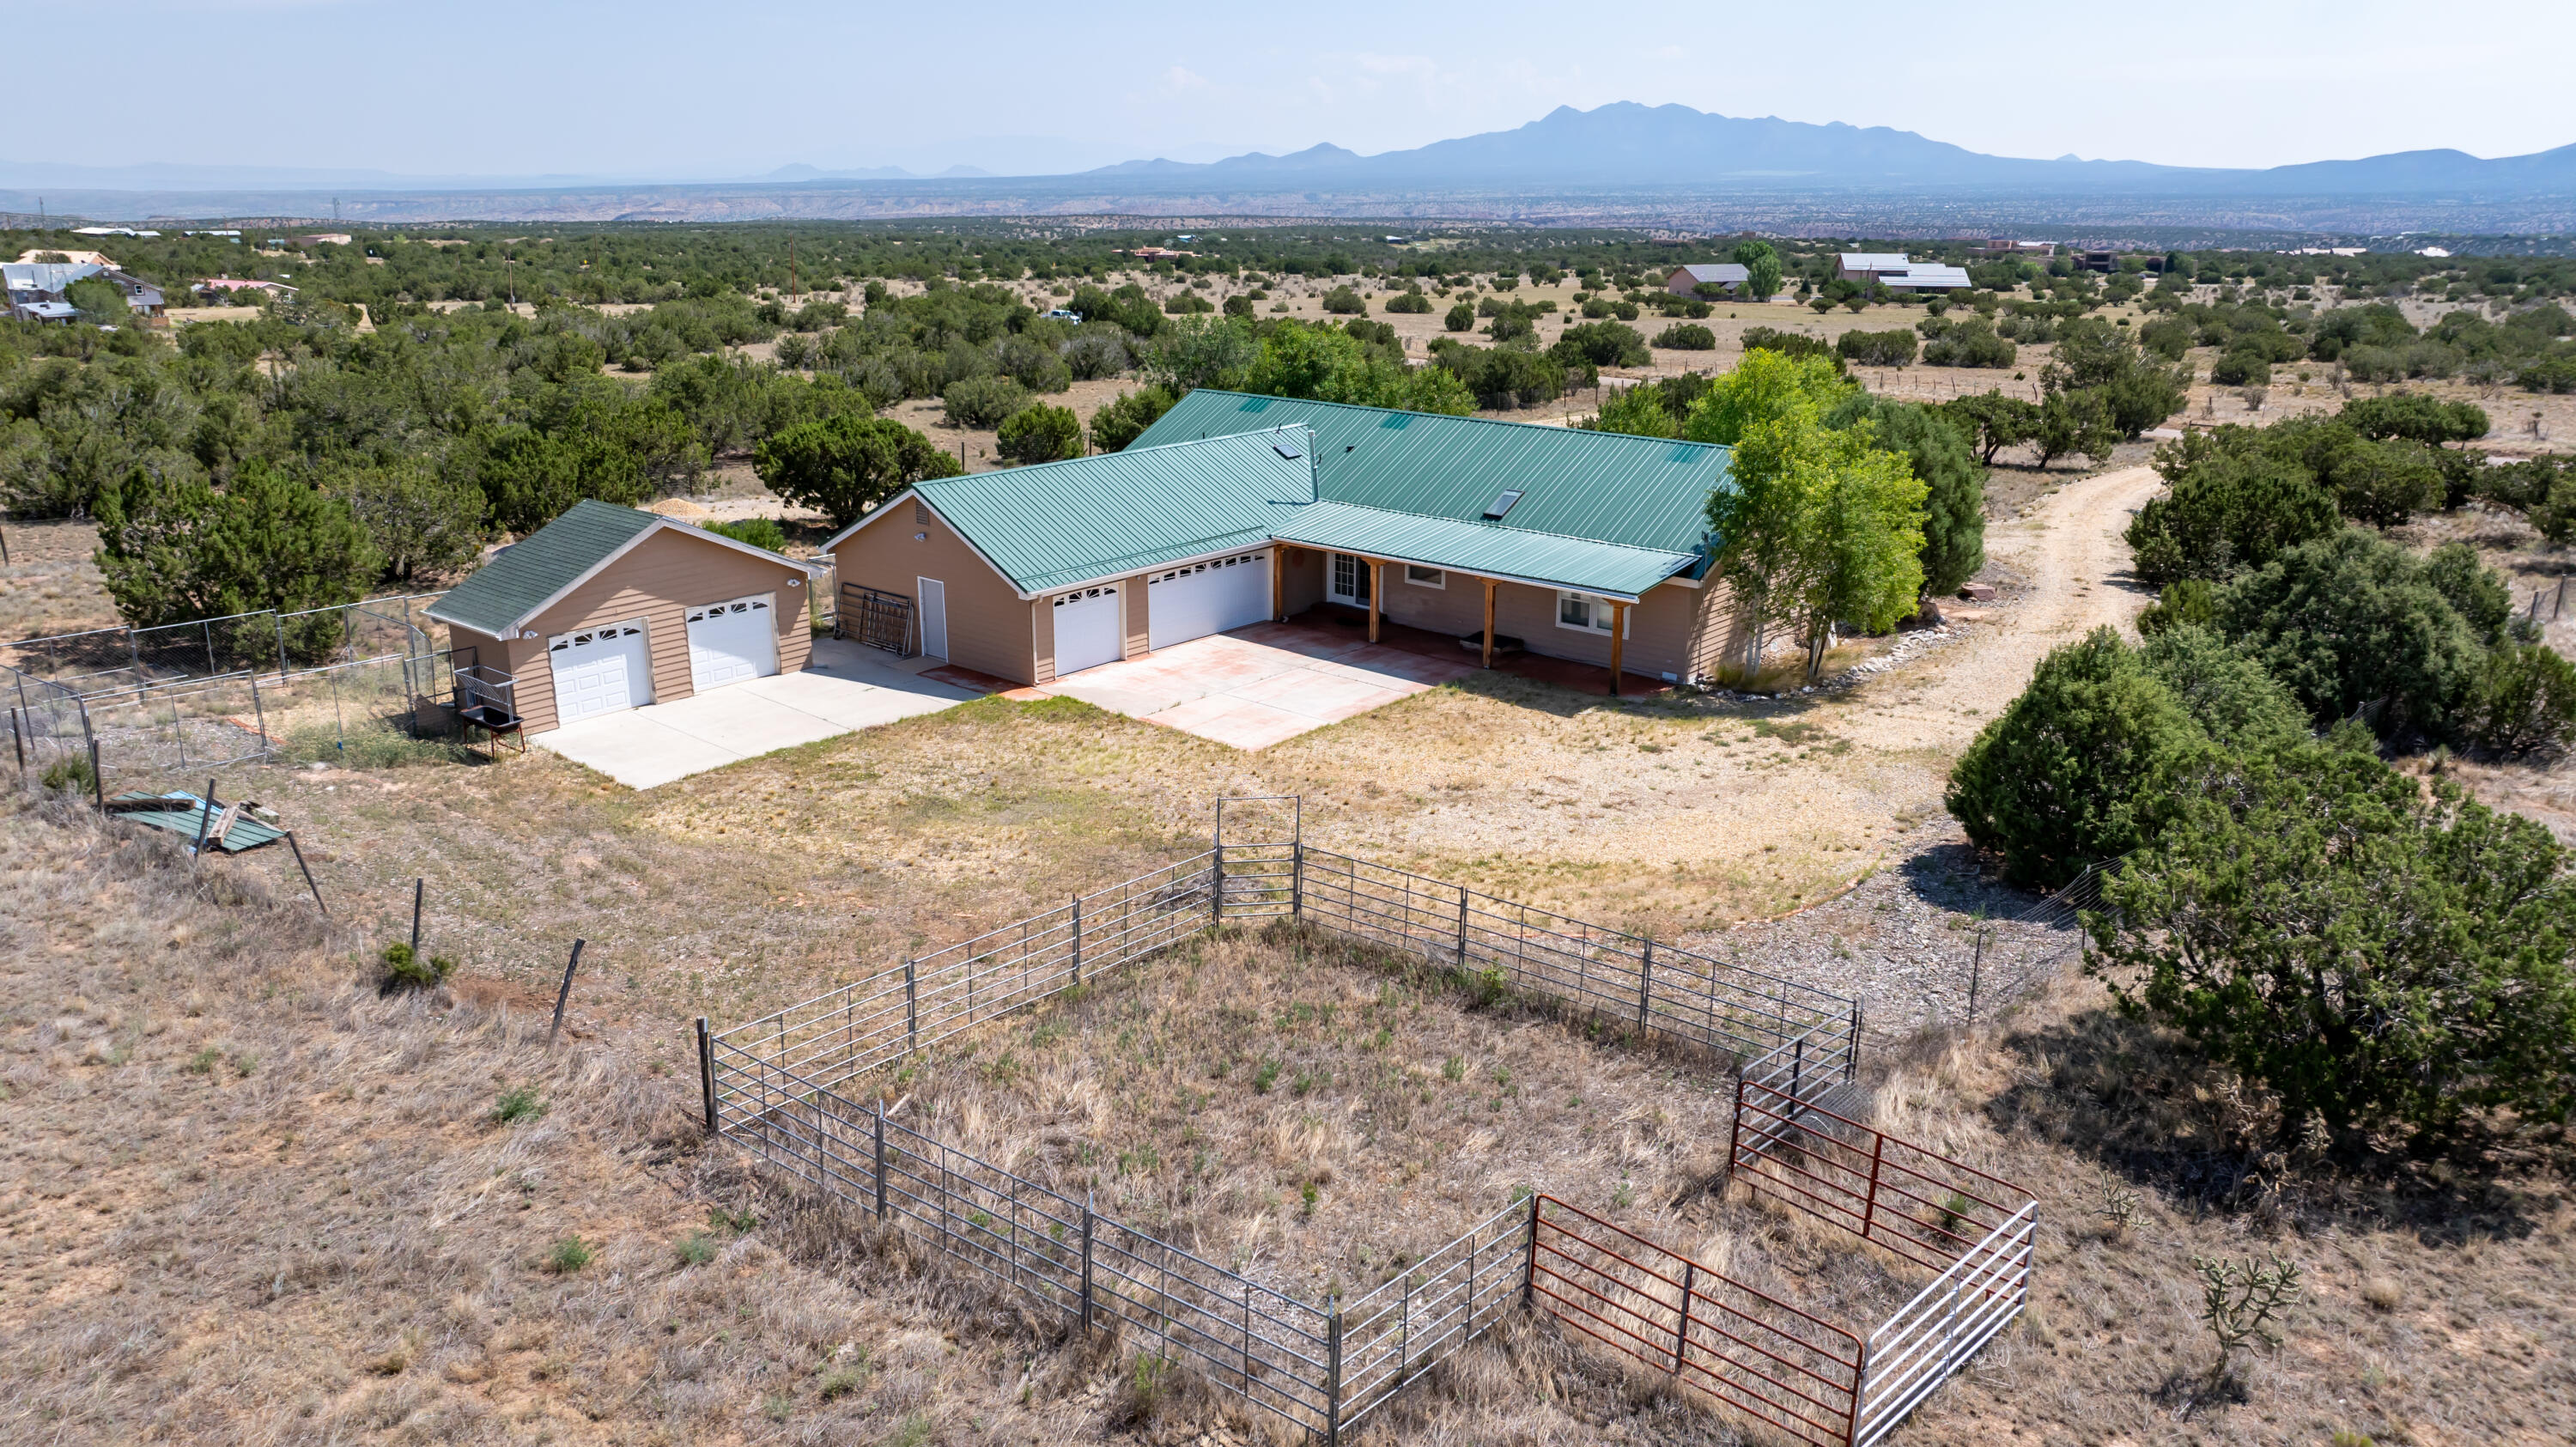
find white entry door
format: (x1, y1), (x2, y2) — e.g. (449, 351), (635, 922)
(685, 593), (779, 692)
(917, 576), (949, 660)
(1053, 584), (1122, 675)
(1148, 550), (1271, 649)
(548, 617), (653, 724)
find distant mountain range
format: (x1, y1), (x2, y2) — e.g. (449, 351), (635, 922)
(6, 104), (2572, 232)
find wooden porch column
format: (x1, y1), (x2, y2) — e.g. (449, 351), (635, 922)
(1367, 560), (1382, 643)
(1480, 579), (1497, 668)
(1272, 545), (1285, 622)
(1609, 601), (1628, 697)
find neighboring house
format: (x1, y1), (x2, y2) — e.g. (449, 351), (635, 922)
(425, 501), (814, 737)
(1833, 253), (1973, 292)
(2, 261), (165, 322)
(1666, 263), (1751, 297)
(826, 392), (1741, 690)
(13, 248), (115, 266)
(1978, 239), (2055, 258)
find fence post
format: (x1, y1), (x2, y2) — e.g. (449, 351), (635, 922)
(1521, 1194), (1541, 1308)
(1071, 895), (1084, 985)
(248, 671), (270, 752)
(1242, 1282), (1252, 1394)
(1455, 885), (1469, 968)
(1859, 1133), (1886, 1243)
(1399, 1272), (1412, 1383)
(89, 738), (103, 810)
(410, 877), (425, 960)
(126, 629), (142, 685)
(1324, 1297), (1344, 1446)
(9, 708), (21, 781)
(202, 619), (216, 678)
(696, 1018), (717, 1134)
(1848, 1341), (1869, 1447)
(1291, 840), (1303, 918)
(1847, 1000), (1862, 1083)
(1966, 926), (1987, 1026)
(189, 776), (217, 864)
(1079, 1192), (1096, 1332)
(276, 614), (290, 678)
(1725, 1072), (1746, 1174)
(873, 1100), (888, 1218)
(1637, 938), (1653, 1032)
(904, 958), (918, 1055)
(1211, 836), (1225, 927)
(547, 939), (585, 1047)
(1674, 1261), (1694, 1373)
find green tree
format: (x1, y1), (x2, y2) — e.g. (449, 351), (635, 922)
(92, 461), (380, 629)
(1942, 391), (2041, 466)
(997, 402), (1084, 464)
(941, 374), (1031, 428)
(2029, 389), (2117, 469)
(1733, 240), (1783, 301)
(1652, 323), (1716, 350)
(1681, 348), (1851, 447)
(1321, 285), (1366, 315)
(2218, 528), (2486, 741)
(1089, 386), (1176, 452)
(2339, 394), (2488, 447)
(1443, 301), (1474, 332)
(329, 459), (486, 584)
(1838, 398), (1984, 596)
(2090, 743), (2576, 1153)
(1711, 407), (1925, 682)
(1553, 320), (1650, 368)
(751, 414), (962, 528)
(1142, 316), (1258, 393)
(1577, 386), (1678, 439)
(2136, 624), (2309, 751)
(1835, 329), (1918, 368)
(2126, 442), (2343, 589)
(64, 275), (131, 326)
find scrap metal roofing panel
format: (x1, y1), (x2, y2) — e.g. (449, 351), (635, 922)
(912, 430), (1317, 595)
(425, 498), (660, 636)
(1273, 502), (1696, 600)
(1128, 391), (1728, 563)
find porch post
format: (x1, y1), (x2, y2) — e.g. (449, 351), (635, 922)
(1609, 601), (1628, 697)
(1367, 560), (1382, 644)
(1481, 579), (1497, 668)
(1272, 545), (1285, 622)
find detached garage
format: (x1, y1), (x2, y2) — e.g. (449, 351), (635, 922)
(428, 500), (812, 737)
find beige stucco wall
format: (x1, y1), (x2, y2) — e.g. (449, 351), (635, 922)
(490, 527), (811, 735)
(829, 499), (1038, 685)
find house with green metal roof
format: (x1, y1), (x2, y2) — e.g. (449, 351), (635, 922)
(823, 398), (1740, 694)
(426, 499), (816, 737)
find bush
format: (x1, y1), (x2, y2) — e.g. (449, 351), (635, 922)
(2126, 438), (2342, 589)
(1919, 317), (2018, 368)
(701, 517), (789, 552)
(491, 1087), (547, 1125)
(1163, 291), (1213, 314)
(1553, 321), (1649, 368)
(2137, 578), (2221, 635)
(93, 460), (380, 631)
(941, 374), (1032, 429)
(1321, 286), (1366, 315)
(2209, 348), (2271, 386)
(1443, 301), (1474, 332)
(1830, 397), (1984, 596)
(39, 752), (96, 795)
(379, 941), (458, 991)
(547, 1237), (594, 1274)
(1946, 628), (2216, 888)
(1061, 326), (1134, 380)
(2458, 643), (2576, 757)
(997, 403), (1084, 464)
(1089, 386), (1176, 453)
(2218, 528), (2486, 742)
(1383, 289), (1431, 314)
(2136, 624), (2309, 751)
(2092, 741), (2576, 1153)
(2341, 394), (2488, 447)
(1652, 323), (1716, 350)
(1222, 294), (1255, 318)
(1739, 326), (1845, 374)
(1836, 328), (1918, 368)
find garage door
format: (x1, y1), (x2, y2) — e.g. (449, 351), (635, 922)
(1147, 550), (1270, 650)
(549, 618), (653, 725)
(686, 593), (780, 692)
(1053, 584), (1122, 676)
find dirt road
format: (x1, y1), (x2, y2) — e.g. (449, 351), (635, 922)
(1845, 463), (2166, 752)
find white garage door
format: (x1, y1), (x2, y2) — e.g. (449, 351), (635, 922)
(549, 617), (653, 725)
(1053, 584), (1122, 676)
(1147, 550), (1270, 650)
(686, 593), (780, 692)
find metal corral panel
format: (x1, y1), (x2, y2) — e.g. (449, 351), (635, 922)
(1275, 502), (1694, 600)
(905, 430), (1315, 595)
(1131, 390), (1730, 567)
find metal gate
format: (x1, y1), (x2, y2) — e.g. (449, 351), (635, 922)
(838, 583), (915, 657)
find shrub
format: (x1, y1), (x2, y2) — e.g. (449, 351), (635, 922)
(1553, 320), (1649, 368)
(1830, 397), (1984, 596)
(1836, 328), (1918, 368)
(2136, 624), (2308, 751)
(1443, 301), (1473, 331)
(1739, 326), (1844, 373)
(1947, 628), (2216, 888)
(491, 1087), (548, 1125)
(2458, 643), (2576, 757)
(1652, 323), (1716, 350)
(1577, 385), (1678, 439)
(2341, 394), (2488, 447)
(39, 752), (96, 794)
(1163, 291), (1213, 314)
(1920, 318), (2017, 368)
(547, 1237), (594, 1274)
(996, 403), (1084, 464)
(2126, 440), (2342, 589)
(379, 941), (458, 991)
(940, 374), (1031, 429)
(2136, 578), (2221, 635)
(2209, 348), (2271, 386)
(701, 517), (789, 552)
(753, 414), (962, 529)
(1320, 286), (1366, 315)
(1061, 326), (1134, 380)
(2218, 528), (2486, 741)
(2093, 741), (2576, 1152)
(1088, 386), (1176, 453)
(1383, 289), (1431, 314)
(676, 1231), (720, 1267)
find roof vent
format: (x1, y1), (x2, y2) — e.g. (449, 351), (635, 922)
(1481, 489), (1524, 521)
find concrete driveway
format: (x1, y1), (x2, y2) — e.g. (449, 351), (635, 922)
(1039, 621), (1479, 749)
(534, 637), (977, 788)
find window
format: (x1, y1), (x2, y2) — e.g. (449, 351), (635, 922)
(1329, 552), (1371, 605)
(1403, 565), (1445, 589)
(1556, 591), (1626, 635)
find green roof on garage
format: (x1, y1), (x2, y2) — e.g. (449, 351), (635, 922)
(1273, 502), (1696, 601)
(894, 431), (1316, 595)
(1130, 390), (1729, 567)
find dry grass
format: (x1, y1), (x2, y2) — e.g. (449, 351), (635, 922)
(0, 519), (114, 643)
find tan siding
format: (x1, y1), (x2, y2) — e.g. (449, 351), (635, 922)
(829, 504), (1036, 684)
(1279, 546), (1327, 616)
(1354, 564), (1711, 680)
(507, 527), (813, 735)
(1121, 571), (1151, 659)
(1031, 588), (1059, 684)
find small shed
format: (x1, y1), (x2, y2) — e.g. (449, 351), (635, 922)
(426, 501), (813, 736)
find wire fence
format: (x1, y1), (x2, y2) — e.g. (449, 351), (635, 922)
(702, 800), (2032, 1443)
(1, 593), (445, 696)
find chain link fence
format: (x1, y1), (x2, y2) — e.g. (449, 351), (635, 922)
(2, 594), (445, 695)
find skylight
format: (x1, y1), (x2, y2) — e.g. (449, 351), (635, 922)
(1482, 489), (1524, 520)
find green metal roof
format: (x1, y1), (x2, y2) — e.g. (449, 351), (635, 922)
(1131, 390), (1731, 570)
(906, 432), (1316, 594)
(1273, 502), (1696, 601)
(426, 499), (800, 637)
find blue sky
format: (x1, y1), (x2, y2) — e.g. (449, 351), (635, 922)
(13, 0), (2573, 179)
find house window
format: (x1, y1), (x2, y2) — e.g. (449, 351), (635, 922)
(1329, 552), (1371, 605)
(1556, 591), (1627, 636)
(1403, 565), (1446, 589)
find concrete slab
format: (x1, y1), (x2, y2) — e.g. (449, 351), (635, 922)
(1033, 624), (1462, 750)
(534, 637), (979, 788)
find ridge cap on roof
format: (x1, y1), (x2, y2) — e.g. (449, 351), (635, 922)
(1298, 498), (1703, 558)
(1182, 390), (1728, 452)
(915, 425), (1313, 489)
